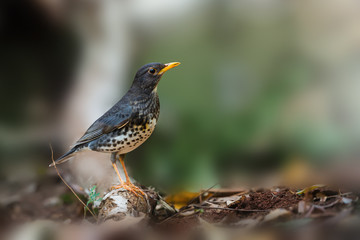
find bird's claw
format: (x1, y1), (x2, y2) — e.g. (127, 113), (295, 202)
(111, 182), (146, 198)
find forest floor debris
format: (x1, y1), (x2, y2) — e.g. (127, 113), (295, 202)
(2, 175), (359, 240)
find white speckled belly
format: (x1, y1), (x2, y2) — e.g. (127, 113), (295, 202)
(92, 118), (157, 153)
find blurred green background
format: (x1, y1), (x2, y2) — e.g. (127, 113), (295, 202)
(1, 0), (360, 192)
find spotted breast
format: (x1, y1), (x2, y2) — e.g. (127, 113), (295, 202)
(89, 116), (157, 153)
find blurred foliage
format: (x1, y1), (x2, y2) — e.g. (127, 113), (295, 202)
(1, 0), (359, 192)
(129, 2), (360, 191)
(130, 5), (294, 189)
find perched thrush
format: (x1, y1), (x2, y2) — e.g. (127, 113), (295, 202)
(50, 62), (181, 196)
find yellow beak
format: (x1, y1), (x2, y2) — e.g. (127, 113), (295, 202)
(158, 62), (181, 75)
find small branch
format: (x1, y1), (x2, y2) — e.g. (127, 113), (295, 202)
(314, 198), (341, 209)
(160, 201), (269, 224)
(160, 184), (219, 224)
(190, 204), (270, 212)
(188, 183), (218, 205)
(304, 198), (341, 218)
(49, 144), (97, 219)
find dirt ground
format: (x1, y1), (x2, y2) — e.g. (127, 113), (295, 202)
(1, 174), (360, 240)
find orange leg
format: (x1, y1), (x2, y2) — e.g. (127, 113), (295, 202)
(120, 157), (133, 183)
(110, 154), (146, 198)
(119, 156), (146, 196)
(112, 163), (125, 185)
(111, 162), (141, 197)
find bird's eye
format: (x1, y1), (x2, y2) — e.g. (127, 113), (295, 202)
(148, 68), (156, 74)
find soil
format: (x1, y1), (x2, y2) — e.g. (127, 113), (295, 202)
(156, 188), (303, 232)
(0, 176), (84, 230)
(2, 175), (359, 240)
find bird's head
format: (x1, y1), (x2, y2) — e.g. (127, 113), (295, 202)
(131, 62), (180, 93)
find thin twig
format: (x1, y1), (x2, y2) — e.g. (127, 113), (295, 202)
(160, 183), (219, 224)
(314, 198), (341, 209)
(188, 183), (218, 205)
(325, 193), (353, 199)
(190, 204), (270, 212)
(159, 197), (269, 224)
(159, 208), (185, 224)
(304, 198), (341, 218)
(49, 144), (97, 219)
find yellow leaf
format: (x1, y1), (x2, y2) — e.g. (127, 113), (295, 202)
(165, 192), (201, 210)
(296, 184), (326, 195)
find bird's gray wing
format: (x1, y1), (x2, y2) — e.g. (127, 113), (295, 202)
(73, 104), (132, 147)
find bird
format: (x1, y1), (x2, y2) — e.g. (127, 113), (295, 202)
(50, 62), (180, 196)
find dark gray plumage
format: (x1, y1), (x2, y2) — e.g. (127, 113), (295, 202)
(50, 62), (180, 167)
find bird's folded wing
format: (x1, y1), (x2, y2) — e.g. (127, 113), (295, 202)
(73, 105), (132, 147)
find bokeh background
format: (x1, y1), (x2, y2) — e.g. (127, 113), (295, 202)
(1, 0), (360, 194)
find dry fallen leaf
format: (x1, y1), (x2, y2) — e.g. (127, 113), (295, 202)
(296, 184), (326, 195)
(298, 200), (307, 214)
(263, 209), (291, 222)
(207, 188), (247, 195)
(231, 218), (260, 228)
(208, 195), (243, 207)
(165, 192), (206, 210)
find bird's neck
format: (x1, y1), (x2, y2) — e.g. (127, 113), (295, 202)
(127, 87), (158, 107)
(126, 89), (159, 121)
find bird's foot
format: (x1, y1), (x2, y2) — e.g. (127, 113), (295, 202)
(124, 181), (146, 197)
(111, 182), (146, 198)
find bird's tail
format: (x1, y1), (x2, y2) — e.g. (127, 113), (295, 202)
(49, 147), (78, 167)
